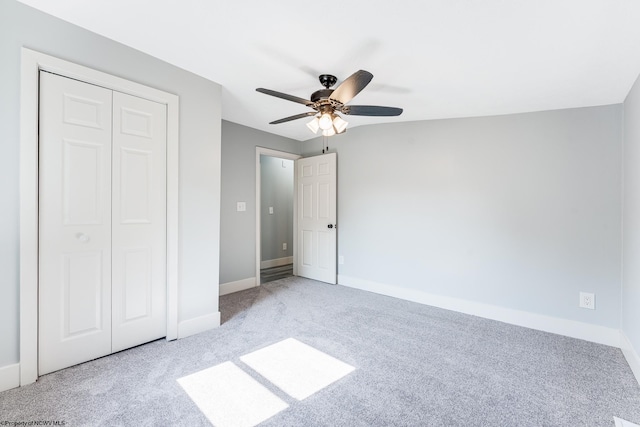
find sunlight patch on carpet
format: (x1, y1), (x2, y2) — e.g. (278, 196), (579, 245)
(177, 361), (288, 427)
(615, 417), (640, 427)
(240, 338), (355, 400)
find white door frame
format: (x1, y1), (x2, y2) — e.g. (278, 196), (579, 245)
(19, 48), (180, 385)
(255, 147), (301, 285)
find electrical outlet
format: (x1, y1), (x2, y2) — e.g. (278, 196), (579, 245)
(579, 292), (595, 310)
(338, 255), (344, 265)
(236, 201), (246, 212)
(282, 243), (287, 251)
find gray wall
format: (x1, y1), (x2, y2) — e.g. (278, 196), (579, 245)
(260, 156), (294, 262)
(220, 121), (300, 284)
(304, 105), (623, 328)
(0, 0), (221, 368)
(623, 74), (640, 353)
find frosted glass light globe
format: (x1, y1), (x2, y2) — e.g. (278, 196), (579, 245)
(318, 113), (333, 130)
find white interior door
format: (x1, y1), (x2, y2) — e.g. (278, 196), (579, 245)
(296, 153), (337, 284)
(39, 71), (113, 374)
(39, 72), (168, 374)
(111, 91), (167, 352)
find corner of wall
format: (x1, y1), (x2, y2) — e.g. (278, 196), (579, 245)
(621, 68), (640, 388)
(621, 331), (640, 387)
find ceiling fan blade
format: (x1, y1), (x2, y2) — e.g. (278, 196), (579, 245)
(256, 88), (314, 106)
(269, 111), (317, 124)
(329, 70), (374, 104)
(342, 105), (403, 116)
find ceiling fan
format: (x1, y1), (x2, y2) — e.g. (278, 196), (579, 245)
(256, 70), (403, 136)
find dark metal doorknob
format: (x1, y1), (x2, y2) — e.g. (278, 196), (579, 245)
(327, 224), (334, 229)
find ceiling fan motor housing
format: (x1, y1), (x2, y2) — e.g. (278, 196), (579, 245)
(311, 88), (335, 103)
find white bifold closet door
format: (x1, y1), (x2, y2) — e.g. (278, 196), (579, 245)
(38, 71), (167, 375)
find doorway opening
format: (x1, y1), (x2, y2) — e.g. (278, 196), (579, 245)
(255, 148), (301, 286)
(260, 155), (294, 283)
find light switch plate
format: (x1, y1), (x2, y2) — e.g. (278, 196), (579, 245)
(237, 201), (246, 212)
(269, 207), (274, 214)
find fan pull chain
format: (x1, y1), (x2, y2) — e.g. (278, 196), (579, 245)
(322, 135), (328, 154)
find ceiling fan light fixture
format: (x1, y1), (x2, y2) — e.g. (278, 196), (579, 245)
(322, 127), (336, 137)
(257, 70), (402, 137)
(318, 113), (333, 130)
(332, 115), (348, 134)
(306, 116), (320, 133)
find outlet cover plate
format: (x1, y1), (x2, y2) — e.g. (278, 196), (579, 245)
(579, 292), (595, 310)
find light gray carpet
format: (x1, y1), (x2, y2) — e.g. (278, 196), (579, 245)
(2, 276), (640, 426)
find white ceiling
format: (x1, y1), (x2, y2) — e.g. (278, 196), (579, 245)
(17, 0), (640, 141)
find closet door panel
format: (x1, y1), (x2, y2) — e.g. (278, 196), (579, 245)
(38, 72), (113, 375)
(111, 91), (167, 352)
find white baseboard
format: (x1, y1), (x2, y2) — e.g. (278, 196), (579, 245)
(220, 277), (257, 296)
(178, 312), (221, 339)
(260, 257), (293, 269)
(338, 275), (620, 347)
(620, 331), (640, 387)
(0, 363), (20, 393)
